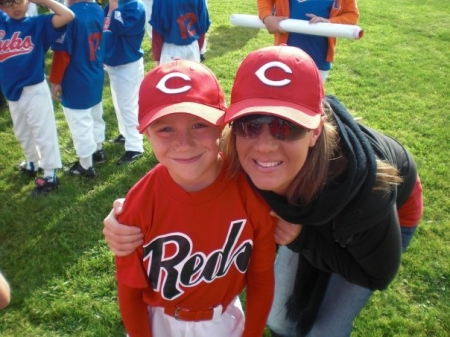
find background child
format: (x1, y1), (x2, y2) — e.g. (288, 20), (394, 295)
(150, 0), (210, 64)
(0, 0), (74, 196)
(50, 0), (106, 178)
(115, 59), (275, 337)
(103, 0), (145, 165)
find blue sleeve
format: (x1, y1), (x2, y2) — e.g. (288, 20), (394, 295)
(108, 1), (145, 36)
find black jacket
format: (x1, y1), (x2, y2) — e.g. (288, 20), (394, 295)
(256, 96), (418, 335)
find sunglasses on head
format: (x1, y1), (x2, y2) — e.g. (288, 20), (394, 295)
(231, 115), (310, 141)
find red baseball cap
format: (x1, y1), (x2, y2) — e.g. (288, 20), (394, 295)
(225, 45), (324, 129)
(138, 59), (227, 133)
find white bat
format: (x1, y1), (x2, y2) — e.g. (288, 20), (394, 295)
(230, 14), (363, 40)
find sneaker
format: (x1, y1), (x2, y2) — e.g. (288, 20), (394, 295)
(92, 149), (106, 164)
(19, 161), (43, 178)
(200, 54), (206, 63)
(117, 151), (143, 165)
(65, 161), (96, 178)
(30, 176), (59, 197)
(112, 134), (126, 143)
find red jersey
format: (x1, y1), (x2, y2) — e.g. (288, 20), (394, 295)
(116, 157), (276, 336)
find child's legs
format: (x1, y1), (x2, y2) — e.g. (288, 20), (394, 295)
(149, 297), (244, 337)
(160, 41), (201, 64)
(9, 100), (40, 164)
(107, 60), (144, 153)
(11, 81), (62, 170)
(63, 106), (97, 159)
(91, 102), (106, 146)
(266, 246), (298, 337)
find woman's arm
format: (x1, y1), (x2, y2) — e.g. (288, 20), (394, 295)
(289, 208), (402, 290)
(103, 199), (144, 256)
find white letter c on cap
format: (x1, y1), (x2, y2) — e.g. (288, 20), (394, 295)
(156, 72), (191, 94)
(255, 61), (292, 87)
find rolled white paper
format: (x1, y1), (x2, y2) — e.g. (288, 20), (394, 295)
(230, 14), (363, 40)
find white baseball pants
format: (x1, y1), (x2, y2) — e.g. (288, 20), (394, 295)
(8, 80), (62, 170)
(146, 296), (245, 337)
(63, 102), (105, 160)
(160, 41), (201, 65)
(106, 58), (144, 153)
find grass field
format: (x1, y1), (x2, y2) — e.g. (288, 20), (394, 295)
(0, 0), (449, 336)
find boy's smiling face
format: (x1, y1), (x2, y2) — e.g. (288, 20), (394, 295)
(144, 113), (222, 192)
(0, 0), (29, 20)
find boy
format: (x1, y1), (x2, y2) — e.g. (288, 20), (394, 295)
(50, 0), (106, 178)
(150, 0), (210, 64)
(103, 0), (145, 165)
(115, 59), (276, 337)
(0, 0), (74, 196)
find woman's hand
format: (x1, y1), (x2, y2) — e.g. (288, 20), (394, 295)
(270, 211), (303, 245)
(103, 198), (144, 256)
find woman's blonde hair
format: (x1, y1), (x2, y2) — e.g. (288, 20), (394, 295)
(223, 100), (402, 206)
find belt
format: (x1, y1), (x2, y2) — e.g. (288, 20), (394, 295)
(164, 307), (218, 322)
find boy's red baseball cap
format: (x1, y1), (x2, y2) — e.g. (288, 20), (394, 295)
(138, 59), (227, 133)
(225, 45), (324, 129)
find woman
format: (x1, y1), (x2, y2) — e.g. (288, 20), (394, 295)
(103, 46), (423, 336)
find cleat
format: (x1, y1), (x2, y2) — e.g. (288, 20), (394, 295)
(117, 151), (143, 165)
(30, 176), (59, 197)
(19, 161), (42, 178)
(65, 161), (96, 178)
(92, 149), (107, 164)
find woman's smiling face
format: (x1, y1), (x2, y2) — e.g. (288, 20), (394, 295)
(235, 117), (323, 195)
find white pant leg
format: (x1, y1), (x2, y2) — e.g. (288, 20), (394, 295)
(9, 80), (62, 170)
(149, 297), (245, 337)
(92, 101), (106, 145)
(319, 70), (329, 83)
(160, 41), (200, 65)
(107, 59), (144, 153)
(63, 106), (98, 159)
(143, 0), (153, 39)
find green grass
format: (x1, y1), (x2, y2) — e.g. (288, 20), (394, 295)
(1, 0), (449, 335)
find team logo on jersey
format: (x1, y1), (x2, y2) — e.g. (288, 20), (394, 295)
(156, 72), (191, 94)
(255, 61), (292, 87)
(0, 31), (34, 62)
(143, 220), (253, 300)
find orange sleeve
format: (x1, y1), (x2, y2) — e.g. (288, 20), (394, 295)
(118, 282), (152, 337)
(49, 51), (71, 84)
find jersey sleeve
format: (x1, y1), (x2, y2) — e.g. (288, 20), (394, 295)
(241, 179), (276, 336)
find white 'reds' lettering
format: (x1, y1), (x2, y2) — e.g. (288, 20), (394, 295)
(156, 72), (192, 94)
(255, 61), (292, 87)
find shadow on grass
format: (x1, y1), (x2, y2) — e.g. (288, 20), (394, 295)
(206, 25), (259, 59)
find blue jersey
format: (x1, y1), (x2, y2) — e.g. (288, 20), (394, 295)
(52, 2), (104, 109)
(103, 0), (145, 66)
(0, 15), (66, 101)
(287, 0), (333, 70)
(150, 0), (210, 46)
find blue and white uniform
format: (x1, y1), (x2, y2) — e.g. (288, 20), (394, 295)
(51, 1), (106, 166)
(103, 0), (145, 154)
(0, 15), (63, 172)
(287, 0), (333, 73)
(150, 0), (210, 64)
